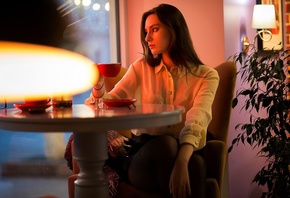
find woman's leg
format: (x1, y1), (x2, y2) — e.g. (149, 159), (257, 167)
(127, 135), (178, 196)
(188, 153), (206, 198)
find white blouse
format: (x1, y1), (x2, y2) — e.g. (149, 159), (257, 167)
(85, 58), (219, 150)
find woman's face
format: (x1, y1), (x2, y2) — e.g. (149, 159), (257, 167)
(144, 14), (172, 56)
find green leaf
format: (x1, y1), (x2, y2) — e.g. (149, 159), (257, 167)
(246, 124), (253, 136)
(262, 98), (272, 107)
(232, 98), (238, 108)
(266, 81), (273, 90)
(246, 137), (252, 145)
(228, 145), (233, 153)
(240, 90), (252, 96)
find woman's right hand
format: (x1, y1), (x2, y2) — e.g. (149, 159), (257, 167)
(95, 74), (104, 88)
(90, 74), (105, 100)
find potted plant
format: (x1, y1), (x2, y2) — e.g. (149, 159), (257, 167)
(228, 46), (290, 197)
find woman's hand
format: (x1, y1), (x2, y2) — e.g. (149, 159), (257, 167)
(90, 74), (105, 99)
(169, 143), (194, 198)
(169, 159), (191, 198)
(95, 74), (104, 88)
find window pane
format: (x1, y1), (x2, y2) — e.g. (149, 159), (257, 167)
(60, 0), (119, 63)
(59, 0), (120, 103)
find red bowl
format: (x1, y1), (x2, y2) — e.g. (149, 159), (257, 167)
(97, 63), (121, 77)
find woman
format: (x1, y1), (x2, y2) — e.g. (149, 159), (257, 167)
(85, 4), (219, 198)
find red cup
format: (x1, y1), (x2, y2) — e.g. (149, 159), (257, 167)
(97, 63), (121, 77)
(25, 98), (51, 105)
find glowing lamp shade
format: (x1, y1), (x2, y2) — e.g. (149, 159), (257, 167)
(0, 41), (98, 102)
(252, 4), (276, 29)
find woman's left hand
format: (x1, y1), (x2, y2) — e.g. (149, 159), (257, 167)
(169, 143), (194, 198)
(169, 158), (191, 198)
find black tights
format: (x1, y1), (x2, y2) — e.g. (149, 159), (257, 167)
(128, 135), (206, 198)
(126, 134), (206, 198)
(127, 135), (177, 197)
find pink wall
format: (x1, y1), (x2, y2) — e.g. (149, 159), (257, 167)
(119, 0), (224, 68)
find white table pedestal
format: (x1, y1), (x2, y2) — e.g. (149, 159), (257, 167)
(74, 131), (108, 198)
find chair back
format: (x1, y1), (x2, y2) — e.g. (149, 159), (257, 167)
(207, 61), (237, 144)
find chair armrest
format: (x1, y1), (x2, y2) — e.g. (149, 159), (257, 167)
(204, 140), (227, 189)
(206, 178), (221, 198)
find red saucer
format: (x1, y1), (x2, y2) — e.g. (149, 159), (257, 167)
(103, 98), (137, 107)
(14, 103), (51, 112)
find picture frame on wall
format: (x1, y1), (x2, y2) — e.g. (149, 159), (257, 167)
(257, 0), (284, 51)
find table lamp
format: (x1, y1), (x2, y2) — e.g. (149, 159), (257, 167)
(242, 4), (276, 53)
(0, 41), (99, 103)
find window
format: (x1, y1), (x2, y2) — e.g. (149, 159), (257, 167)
(0, 1), (120, 197)
(58, 0), (120, 103)
(59, 0), (120, 63)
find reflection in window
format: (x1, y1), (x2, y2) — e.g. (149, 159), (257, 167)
(59, 0), (120, 102)
(59, 0), (119, 64)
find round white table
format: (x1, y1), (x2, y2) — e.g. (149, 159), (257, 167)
(0, 104), (184, 198)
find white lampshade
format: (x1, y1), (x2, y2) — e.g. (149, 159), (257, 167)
(252, 4), (276, 29)
(0, 41), (98, 102)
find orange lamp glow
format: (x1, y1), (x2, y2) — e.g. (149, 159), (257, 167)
(0, 41), (98, 102)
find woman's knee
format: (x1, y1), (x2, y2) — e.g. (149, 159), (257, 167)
(147, 135), (178, 156)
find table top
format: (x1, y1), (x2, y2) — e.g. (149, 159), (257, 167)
(0, 104), (184, 132)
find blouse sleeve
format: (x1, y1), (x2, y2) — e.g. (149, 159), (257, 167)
(108, 60), (141, 99)
(179, 67), (219, 150)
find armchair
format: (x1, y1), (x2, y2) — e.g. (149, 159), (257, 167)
(67, 61), (237, 198)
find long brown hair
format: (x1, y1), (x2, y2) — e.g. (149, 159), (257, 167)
(141, 4), (203, 72)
